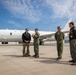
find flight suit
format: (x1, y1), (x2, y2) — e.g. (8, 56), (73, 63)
(55, 31), (64, 58)
(69, 26), (76, 61)
(33, 32), (40, 57)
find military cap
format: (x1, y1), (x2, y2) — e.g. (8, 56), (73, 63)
(57, 26), (60, 29)
(25, 28), (29, 30)
(35, 28), (38, 30)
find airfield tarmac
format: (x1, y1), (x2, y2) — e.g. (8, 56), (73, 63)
(0, 44), (76, 75)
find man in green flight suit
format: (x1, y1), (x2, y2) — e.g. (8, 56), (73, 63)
(32, 28), (40, 58)
(55, 26), (65, 60)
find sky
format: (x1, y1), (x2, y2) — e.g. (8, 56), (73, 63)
(0, 0), (76, 31)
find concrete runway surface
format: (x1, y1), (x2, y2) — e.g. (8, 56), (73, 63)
(0, 44), (76, 75)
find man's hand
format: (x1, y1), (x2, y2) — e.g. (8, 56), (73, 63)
(24, 40), (29, 42)
(32, 34), (35, 37)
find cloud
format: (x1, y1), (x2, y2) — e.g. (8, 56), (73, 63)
(2, 0), (44, 22)
(7, 20), (23, 28)
(2, 0), (76, 23)
(46, 0), (76, 20)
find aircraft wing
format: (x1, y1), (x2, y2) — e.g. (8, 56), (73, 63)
(62, 30), (69, 33)
(40, 33), (55, 39)
(39, 19), (71, 40)
(40, 30), (69, 39)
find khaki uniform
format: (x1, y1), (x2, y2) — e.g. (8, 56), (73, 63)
(33, 32), (40, 56)
(70, 39), (76, 61)
(22, 32), (31, 56)
(22, 43), (30, 55)
(55, 31), (64, 58)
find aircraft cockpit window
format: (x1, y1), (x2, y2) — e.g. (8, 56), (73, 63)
(10, 32), (12, 35)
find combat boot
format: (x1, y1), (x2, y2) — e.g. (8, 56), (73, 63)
(56, 56), (62, 60)
(35, 55), (39, 58)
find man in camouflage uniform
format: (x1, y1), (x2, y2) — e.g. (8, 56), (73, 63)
(32, 28), (40, 58)
(22, 28), (31, 57)
(55, 26), (64, 60)
(69, 22), (76, 65)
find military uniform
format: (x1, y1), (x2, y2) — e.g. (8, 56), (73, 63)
(69, 26), (76, 62)
(22, 32), (31, 56)
(55, 31), (64, 59)
(33, 32), (40, 57)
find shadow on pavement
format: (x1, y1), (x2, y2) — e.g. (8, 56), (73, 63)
(34, 57), (71, 65)
(3, 55), (71, 65)
(3, 55), (23, 58)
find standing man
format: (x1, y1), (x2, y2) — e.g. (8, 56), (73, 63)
(32, 28), (40, 58)
(22, 28), (31, 57)
(55, 26), (64, 60)
(69, 22), (76, 65)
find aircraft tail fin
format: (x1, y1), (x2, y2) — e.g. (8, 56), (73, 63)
(62, 19), (72, 31)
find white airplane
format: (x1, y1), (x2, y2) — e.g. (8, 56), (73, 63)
(0, 20), (71, 44)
